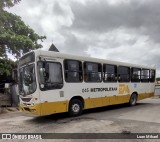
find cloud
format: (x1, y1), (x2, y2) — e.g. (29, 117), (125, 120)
(7, 0), (74, 34)
(7, 0), (160, 76)
(71, 0), (160, 42)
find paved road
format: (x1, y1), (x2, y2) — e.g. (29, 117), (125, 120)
(0, 98), (160, 142)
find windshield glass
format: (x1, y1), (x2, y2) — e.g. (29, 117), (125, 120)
(19, 64), (36, 95)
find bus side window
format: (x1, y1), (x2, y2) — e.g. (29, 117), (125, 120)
(103, 64), (117, 82)
(64, 60), (83, 82)
(141, 69), (150, 82)
(38, 62), (63, 90)
(131, 68), (141, 82)
(84, 62), (102, 82)
(150, 70), (155, 82)
(118, 66), (130, 82)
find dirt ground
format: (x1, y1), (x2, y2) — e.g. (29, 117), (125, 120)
(0, 98), (160, 142)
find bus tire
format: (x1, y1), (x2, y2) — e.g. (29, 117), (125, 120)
(69, 99), (83, 117)
(129, 93), (137, 106)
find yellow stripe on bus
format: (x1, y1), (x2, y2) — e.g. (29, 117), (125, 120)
(19, 92), (154, 116)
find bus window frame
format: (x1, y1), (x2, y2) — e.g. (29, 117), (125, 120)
(83, 61), (102, 83)
(131, 67), (141, 83)
(37, 61), (64, 91)
(150, 69), (156, 83)
(64, 59), (83, 83)
(141, 68), (150, 83)
(103, 64), (117, 83)
(118, 66), (131, 83)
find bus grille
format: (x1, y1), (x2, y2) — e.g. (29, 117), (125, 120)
(21, 98), (32, 102)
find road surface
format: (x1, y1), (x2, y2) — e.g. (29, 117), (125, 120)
(0, 98), (160, 142)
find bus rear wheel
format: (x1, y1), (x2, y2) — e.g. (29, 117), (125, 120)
(69, 99), (83, 117)
(129, 93), (137, 106)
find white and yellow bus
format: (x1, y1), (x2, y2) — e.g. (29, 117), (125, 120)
(18, 50), (156, 116)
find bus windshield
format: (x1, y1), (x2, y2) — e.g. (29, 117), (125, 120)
(19, 64), (36, 95)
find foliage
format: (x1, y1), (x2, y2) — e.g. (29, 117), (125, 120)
(0, 58), (16, 76)
(0, 0), (21, 10)
(0, 0), (46, 76)
(0, 11), (46, 59)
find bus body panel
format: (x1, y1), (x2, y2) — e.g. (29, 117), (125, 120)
(18, 50), (156, 116)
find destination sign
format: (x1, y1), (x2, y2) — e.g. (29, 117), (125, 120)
(19, 52), (35, 66)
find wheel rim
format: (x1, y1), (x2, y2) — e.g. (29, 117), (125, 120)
(72, 104), (80, 113)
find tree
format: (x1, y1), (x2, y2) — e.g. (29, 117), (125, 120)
(0, 58), (15, 76)
(0, 11), (46, 58)
(0, 0), (20, 9)
(0, 0), (46, 76)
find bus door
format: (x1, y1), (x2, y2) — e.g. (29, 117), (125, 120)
(38, 60), (67, 115)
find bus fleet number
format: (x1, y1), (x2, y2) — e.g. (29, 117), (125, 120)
(82, 88), (89, 93)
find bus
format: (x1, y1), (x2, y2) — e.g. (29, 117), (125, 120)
(18, 50), (156, 116)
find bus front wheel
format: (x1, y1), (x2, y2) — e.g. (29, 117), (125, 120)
(69, 99), (83, 117)
(129, 93), (137, 106)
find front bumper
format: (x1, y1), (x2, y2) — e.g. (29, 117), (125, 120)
(19, 104), (41, 115)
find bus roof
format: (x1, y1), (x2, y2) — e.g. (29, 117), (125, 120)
(28, 50), (156, 70)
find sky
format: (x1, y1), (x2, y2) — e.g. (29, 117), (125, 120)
(7, 0), (160, 76)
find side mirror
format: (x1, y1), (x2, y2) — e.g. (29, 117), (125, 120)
(39, 68), (45, 84)
(39, 67), (45, 75)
